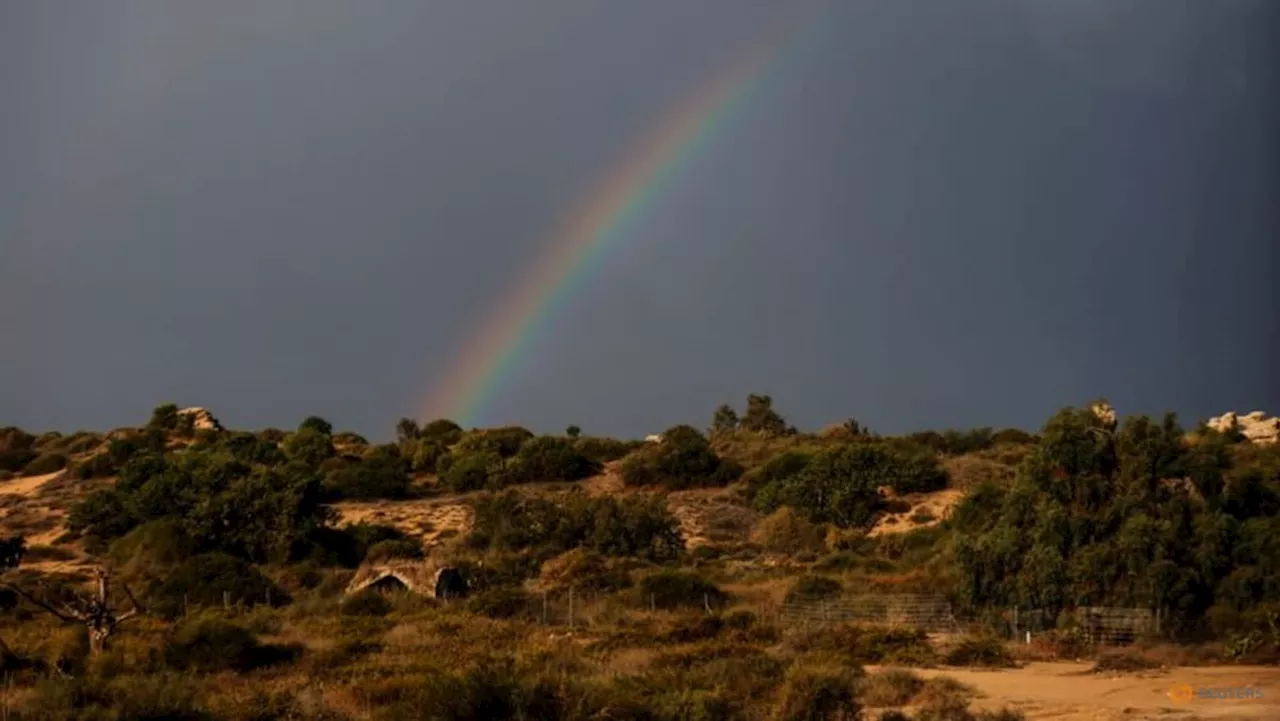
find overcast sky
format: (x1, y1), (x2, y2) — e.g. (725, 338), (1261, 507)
(2, 0), (1277, 440)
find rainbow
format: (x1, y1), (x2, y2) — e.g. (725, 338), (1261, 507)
(419, 12), (819, 427)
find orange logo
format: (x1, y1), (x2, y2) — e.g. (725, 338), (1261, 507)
(1168, 684), (1194, 703)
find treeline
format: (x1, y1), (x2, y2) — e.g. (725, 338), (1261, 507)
(953, 407), (1280, 640)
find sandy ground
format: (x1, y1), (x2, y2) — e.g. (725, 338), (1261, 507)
(0, 471), (62, 498)
(869, 488), (964, 537)
(331, 499), (474, 548)
(866, 662), (1280, 721)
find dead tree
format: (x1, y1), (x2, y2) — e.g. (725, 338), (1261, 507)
(3, 567), (145, 654)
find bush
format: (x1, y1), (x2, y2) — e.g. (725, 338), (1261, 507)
(21, 452), (68, 476)
(468, 491), (683, 562)
(72, 452), (116, 479)
(636, 571), (727, 611)
(787, 625), (938, 666)
(499, 435), (599, 485)
(324, 444), (413, 500)
(620, 425), (740, 490)
(754, 442), (947, 528)
(785, 575), (843, 603)
(943, 636), (1015, 668)
(439, 450), (502, 492)
(575, 436), (642, 464)
(341, 590), (393, 617)
(858, 668), (925, 707)
(149, 553), (288, 619)
(465, 587), (536, 620)
(364, 539), (425, 563)
(538, 549), (633, 593)
(774, 665), (862, 721)
(164, 615), (272, 672)
(0, 427), (38, 472)
(1091, 651), (1161, 673)
(751, 507), (829, 554)
(24, 674), (210, 720)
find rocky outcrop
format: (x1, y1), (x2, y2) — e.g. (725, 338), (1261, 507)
(177, 407), (222, 431)
(1090, 401), (1117, 430)
(1207, 411), (1279, 445)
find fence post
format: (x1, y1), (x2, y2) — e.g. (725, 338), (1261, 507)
(223, 590), (230, 611)
(650, 593), (655, 613)
(1013, 605), (1019, 640)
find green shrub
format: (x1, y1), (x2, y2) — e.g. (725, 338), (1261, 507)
(323, 444), (413, 500)
(620, 425), (741, 490)
(788, 625), (938, 666)
(21, 452), (68, 476)
(439, 450), (502, 492)
(465, 587), (536, 620)
(72, 452), (116, 479)
(341, 590), (393, 617)
(25, 673), (211, 720)
(943, 636), (1015, 668)
(149, 553), (288, 619)
(364, 539), (425, 563)
(754, 442), (946, 528)
(773, 665), (862, 721)
(0, 427), (38, 472)
(468, 491), (683, 562)
(637, 571), (727, 611)
(499, 435), (599, 485)
(574, 436), (642, 463)
(858, 668), (925, 707)
(785, 575), (843, 603)
(164, 615), (276, 672)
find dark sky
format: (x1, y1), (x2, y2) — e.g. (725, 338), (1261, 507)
(2, 0), (1277, 440)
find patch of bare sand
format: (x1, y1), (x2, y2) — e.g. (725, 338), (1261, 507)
(332, 499), (473, 549)
(869, 488), (963, 537)
(667, 488), (758, 548)
(0, 471), (62, 498)
(873, 662), (1280, 721)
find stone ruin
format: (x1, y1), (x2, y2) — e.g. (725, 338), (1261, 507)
(1206, 411), (1279, 445)
(177, 407), (223, 432)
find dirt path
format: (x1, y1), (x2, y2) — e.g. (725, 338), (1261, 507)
(870, 662), (1280, 721)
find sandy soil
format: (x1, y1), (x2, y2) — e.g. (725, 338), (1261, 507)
(866, 662), (1280, 721)
(331, 499), (474, 548)
(869, 488), (963, 537)
(0, 471), (62, 498)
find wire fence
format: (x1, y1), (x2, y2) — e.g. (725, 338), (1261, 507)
(776, 595), (1160, 647)
(779, 594), (961, 633)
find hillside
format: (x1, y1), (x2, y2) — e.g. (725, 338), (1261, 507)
(2, 398), (1279, 720)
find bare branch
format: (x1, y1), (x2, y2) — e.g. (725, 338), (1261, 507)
(119, 582), (147, 617)
(0, 582), (78, 623)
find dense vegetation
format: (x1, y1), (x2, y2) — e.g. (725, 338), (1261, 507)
(1, 396), (1277, 719)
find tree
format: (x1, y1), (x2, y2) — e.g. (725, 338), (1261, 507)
(711, 404), (739, 434)
(565, 425), (581, 439)
(299, 416), (333, 436)
(619, 425), (740, 490)
(421, 419), (463, 445)
(741, 394), (788, 436)
(282, 428), (335, 467)
(3, 567), (145, 654)
(148, 403), (180, 431)
(395, 418), (421, 445)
